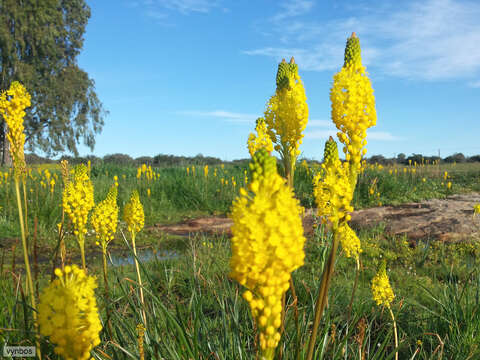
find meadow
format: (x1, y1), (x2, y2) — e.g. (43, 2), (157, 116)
(1, 159), (480, 359)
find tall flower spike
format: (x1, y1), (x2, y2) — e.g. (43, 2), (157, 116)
(264, 57), (309, 187)
(38, 265), (102, 360)
(331, 32), (376, 173)
(371, 261), (395, 308)
(92, 185), (118, 248)
(0, 81), (31, 179)
(62, 164), (94, 238)
(124, 190), (144, 235)
(230, 149), (306, 359)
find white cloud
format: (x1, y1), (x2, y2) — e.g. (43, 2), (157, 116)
(246, 0), (480, 82)
(271, 0), (314, 22)
(367, 131), (401, 141)
(468, 80), (480, 88)
(305, 130), (400, 141)
(137, 0), (221, 22)
(178, 110), (258, 123)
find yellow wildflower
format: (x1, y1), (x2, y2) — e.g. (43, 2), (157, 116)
(313, 157), (354, 224)
(229, 149), (306, 358)
(247, 117), (274, 157)
(0, 81), (31, 179)
(91, 185), (118, 248)
(38, 265), (102, 360)
(337, 223), (362, 260)
(264, 57), (308, 186)
(371, 261), (395, 308)
(62, 164), (94, 237)
(330, 33), (376, 173)
(124, 190), (144, 235)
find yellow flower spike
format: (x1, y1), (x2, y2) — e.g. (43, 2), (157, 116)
(371, 261), (395, 308)
(0, 81), (30, 180)
(330, 33), (376, 176)
(38, 265), (102, 360)
(313, 142), (354, 224)
(123, 190), (146, 324)
(92, 185), (118, 249)
(62, 164), (94, 270)
(264, 57), (309, 187)
(336, 223), (362, 260)
(124, 190), (144, 235)
(230, 149), (306, 360)
(247, 117), (274, 157)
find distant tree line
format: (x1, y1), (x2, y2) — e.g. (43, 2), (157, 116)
(365, 152), (480, 165)
(24, 152), (236, 167)
(18, 152), (480, 168)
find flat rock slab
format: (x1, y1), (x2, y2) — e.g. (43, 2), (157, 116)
(154, 193), (480, 242)
(349, 193), (480, 242)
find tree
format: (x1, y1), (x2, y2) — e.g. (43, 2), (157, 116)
(0, 0), (106, 165)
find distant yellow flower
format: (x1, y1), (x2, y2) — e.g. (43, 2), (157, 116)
(91, 185), (118, 248)
(124, 190), (144, 235)
(371, 262), (394, 308)
(447, 181), (452, 189)
(62, 164), (94, 238)
(204, 165), (209, 177)
(38, 265), (102, 360)
(230, 149), (306, 358)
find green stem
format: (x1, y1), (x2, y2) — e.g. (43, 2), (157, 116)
(306, 224), (340, 360)
(22, 180), (28, 240)
(14, 180), (41, 360)
(78, 233), (86, 271)
(102, 244), (113, 339)
(347, 257), (361, 321)
(132, 231), (147, 326)
(389, 307), (399, 360)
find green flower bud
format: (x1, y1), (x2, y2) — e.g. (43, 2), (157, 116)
(343, 32), (361, 68)
(323, 136), (339, 167)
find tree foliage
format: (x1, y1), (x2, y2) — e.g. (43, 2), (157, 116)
(0, 0), (106, 163)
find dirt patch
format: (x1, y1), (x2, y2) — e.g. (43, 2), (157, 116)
(153, 193), (480, 243)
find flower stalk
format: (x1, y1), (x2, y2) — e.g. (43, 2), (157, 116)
(0, 82), (41, 359)
(307, 32), (376, 360)
(124, 190), (147, 325)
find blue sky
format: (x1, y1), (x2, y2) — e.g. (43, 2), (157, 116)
(76, 0), (480, 161)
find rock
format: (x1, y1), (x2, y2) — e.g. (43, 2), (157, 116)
(153, 193), (480, 243)
(349, 193), (480, 243)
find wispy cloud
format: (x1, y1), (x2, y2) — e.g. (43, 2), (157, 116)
(305, 130), (400, 141)
(245, 0), (480, 82)
(271, 0), (314, 22)
(468, 80), (480, 88)
(133, 0), (222, 21)
(178, 110), (257, 123)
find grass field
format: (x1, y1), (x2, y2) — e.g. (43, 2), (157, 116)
(1, 160), (480, 359)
